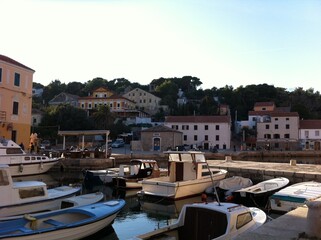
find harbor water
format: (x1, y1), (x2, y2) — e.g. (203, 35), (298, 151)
(13, 170), (282, 240)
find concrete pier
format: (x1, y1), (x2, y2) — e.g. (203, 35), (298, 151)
(207, 158), (321, 184)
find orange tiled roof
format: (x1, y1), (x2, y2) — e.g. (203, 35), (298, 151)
(300, 120), (321, 129)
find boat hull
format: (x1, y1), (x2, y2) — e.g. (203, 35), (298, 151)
(8, 160), (60, 177)
(0, 200), (125, 240)
(139, 173), (226, 200)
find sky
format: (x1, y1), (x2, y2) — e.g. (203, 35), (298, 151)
(1, 0), (321, 92)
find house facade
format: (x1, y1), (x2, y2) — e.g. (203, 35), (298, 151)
(78, 87), (147, 118)
(0, 54), (35, 147)
(140, 125), (182, 151)
(256, 112), (300, 150)
(164, 115), (231, 150)
(299, 120), (321, 150)
(122, 88), (162, 115)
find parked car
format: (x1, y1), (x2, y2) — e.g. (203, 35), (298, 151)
(40, 140), (51, 150)
(111, 139), (125, 148)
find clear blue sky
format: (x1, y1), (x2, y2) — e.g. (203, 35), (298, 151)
(2, 0), (321, 92)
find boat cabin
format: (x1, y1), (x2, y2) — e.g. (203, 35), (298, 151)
(166, 151), (216, 182)
(0, 164), (48, 207)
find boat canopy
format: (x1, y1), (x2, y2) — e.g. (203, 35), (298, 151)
(165, 151), (206, 163)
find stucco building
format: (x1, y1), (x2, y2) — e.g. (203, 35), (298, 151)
(0, 54), (35, 147)
(122, 87), (164, 115)
(164, 115), (231, 150)
(140, 125), (182, 151)
(299, 120), (321, 150)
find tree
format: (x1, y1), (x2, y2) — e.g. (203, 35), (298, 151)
(91, 105), (115, 130)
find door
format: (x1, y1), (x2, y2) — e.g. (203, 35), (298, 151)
(153, 137), (160, 151)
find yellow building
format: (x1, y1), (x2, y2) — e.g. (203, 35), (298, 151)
(0, 54), (35, 147)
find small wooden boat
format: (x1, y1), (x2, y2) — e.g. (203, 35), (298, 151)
(233, 177), (289, 206)
(135, 201), (266, 240)
(269, 181), (321, 213)
(0, 139), (60, 176)
(205, 176), (253, 201)
(138, 151), (227, 200)
(0, 164), (81, 217)
(112, 159), (168, 189)
(0, 199), (126, 240)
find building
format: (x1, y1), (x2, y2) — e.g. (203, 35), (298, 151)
(78, 87), (147, 118)
(256, 112), (300, 151)
(299, 120), (321, 150)
(140, 125), (182, 151)
(122, 87), (163, 115)
(0, 54), (35, 146)
(31, 108), (44, 127)
(48, 92), (79, 107)
(164, 115), (231, 150)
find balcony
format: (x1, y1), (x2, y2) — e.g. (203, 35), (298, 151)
(0, 111), (6, 122)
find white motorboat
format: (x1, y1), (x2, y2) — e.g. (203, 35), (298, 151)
(138, 151), (227, 200)
(233, 177), (289, 206)
(0, 138), (60, 176)
(205, 176), (253, 201)
(269, 181), (321, 213)
(135, 201), (266, 240)
(0, 199), (126, 240)
(0, 164), (81, 218)
(0, 191), (104, 220)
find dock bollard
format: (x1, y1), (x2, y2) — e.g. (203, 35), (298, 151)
(289, 159), (296, 166)
(306, 200), (321, 238)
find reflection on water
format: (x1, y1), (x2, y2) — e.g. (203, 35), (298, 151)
(19, 171), (281, 240)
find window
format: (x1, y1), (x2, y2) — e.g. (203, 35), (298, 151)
(275, 124), (278, 129)
(194, 135), (198, 141)
(194, 125), (198, 130)
(215, 125), (219, 130)
(286, 118), (289, 121)
(204, 125), (208, 130)
(205, 135), (208, 141)
(275, 118), (278, 121)
(265, 124), (269, 129)
(305, 131), (309, 138)
(252, 117), (256, 121)
(273, 134), (280, 139)
(0, 68), (2, 82)
(12, 101), (19, 115)
(316, 131), (320, 137)
(14, 73), (20, 86)
(286, 124), (290, 129)
(216, 135), (219, 141)
(264, 134), (271, 139)
(184, 135), (187, 141)
(284, 134), (290, 138)
(236, 212), (252, 229)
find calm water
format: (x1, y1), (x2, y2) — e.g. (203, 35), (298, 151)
(13, 171), (280, 240)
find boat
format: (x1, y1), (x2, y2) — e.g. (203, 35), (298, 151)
(0, 199), (126, 240)
(269, 181), (321, 213)
(112, 159), (168, 189)
(135, 201), (267, 240)
(233, 177), (289, 207)
(0, 191), (105, 220)
(84, 167), (120, 185)
(205, 176), (253, 202)
(0, 138), (60, 176)
(0, 164), (81, 217)
(137, 151), (227, 200)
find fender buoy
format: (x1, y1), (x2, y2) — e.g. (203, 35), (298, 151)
(19, 164), (23, 173)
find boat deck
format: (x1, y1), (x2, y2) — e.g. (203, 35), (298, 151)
(236, 205), (309, 239)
